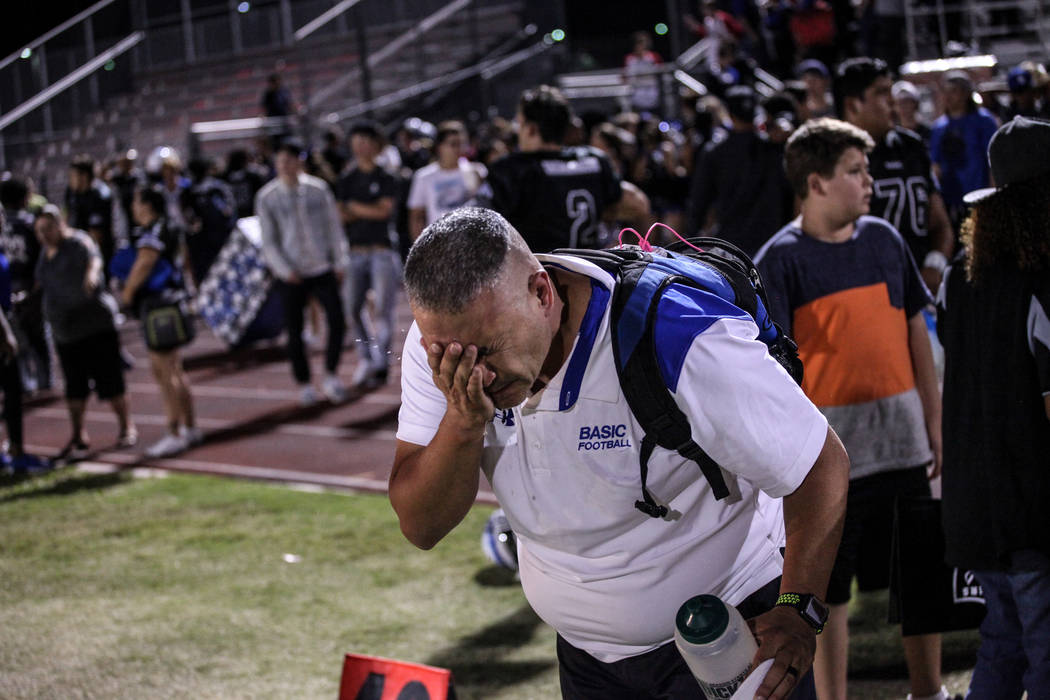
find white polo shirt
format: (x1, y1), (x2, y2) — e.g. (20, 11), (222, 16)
(397, 254), (828, 662)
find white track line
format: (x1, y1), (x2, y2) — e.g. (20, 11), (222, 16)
(123, 382), (403, 405)
(61, 453), (498, 504)
(26, 407), (399, 441)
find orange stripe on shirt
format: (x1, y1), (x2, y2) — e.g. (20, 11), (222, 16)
(794, 282), (915, 407)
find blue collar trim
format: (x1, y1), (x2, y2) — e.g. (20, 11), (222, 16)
(559, 279), (609, 411)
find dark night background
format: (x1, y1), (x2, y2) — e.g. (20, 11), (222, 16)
(5, 1), (684, 66)
(2, 1), (89, 57)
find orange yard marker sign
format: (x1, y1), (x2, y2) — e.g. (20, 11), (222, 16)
(339, 654), (454, 700)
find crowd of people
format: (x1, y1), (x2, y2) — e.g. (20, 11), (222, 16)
(0, 22), (1048, 697)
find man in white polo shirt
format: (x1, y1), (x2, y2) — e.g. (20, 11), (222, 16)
(391, 207), (849, 699)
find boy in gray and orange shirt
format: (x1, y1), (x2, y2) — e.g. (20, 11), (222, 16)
(755, 118), (949, 700)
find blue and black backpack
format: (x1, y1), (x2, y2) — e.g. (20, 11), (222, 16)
(553, 234), (803, 519)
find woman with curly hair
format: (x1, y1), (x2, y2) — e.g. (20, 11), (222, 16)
(937, 116), (1050, 697)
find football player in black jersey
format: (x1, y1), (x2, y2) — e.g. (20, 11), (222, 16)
(835, 58), (954, 292)
(476, 85), (650, 252)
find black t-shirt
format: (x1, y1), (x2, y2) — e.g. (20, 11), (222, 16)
(262, 87), (292, 117)
(478, 146), (623, 252)
(937, 259), (1050, 570)
(686, 130), (794, 257)
(867, 127), (940, 263)
(65, 182), (114, 263)
(130, 218), (181, 271)
(109, 170), (143, 225)
(181, 176), (235, 237)
(0, 207), (42, 293)
(65, 183), (112, 236)
(225, 166), (268, 219)
(336, 164), (398, 247)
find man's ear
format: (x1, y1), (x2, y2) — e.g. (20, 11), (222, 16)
(529, 269), (553, 308)
(807, 172), (826, 198)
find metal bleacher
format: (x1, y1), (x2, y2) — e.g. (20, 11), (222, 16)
(1, 0), (526, 200)
(904, 0), (1050, 64)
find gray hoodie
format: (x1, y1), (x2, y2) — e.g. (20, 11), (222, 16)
(255, 173), (348, 281)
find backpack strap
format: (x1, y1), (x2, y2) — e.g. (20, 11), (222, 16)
(619, 323), (733, 513)
(552, 247), (736, 517)
(635, 434), (667, 518)
(610, 260), (733, 516)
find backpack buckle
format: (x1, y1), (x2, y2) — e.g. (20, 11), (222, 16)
(635, 500), (669, 518)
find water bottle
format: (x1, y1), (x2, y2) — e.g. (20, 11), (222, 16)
(674, 594), (758, 698)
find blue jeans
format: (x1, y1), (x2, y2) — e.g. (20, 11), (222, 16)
(344, 248), (400, 371)
(967, 550), (1050, 699)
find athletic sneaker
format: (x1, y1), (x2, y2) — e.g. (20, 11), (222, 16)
(117, 428), (139, 448)
(56, 439), (91, 463)
(181, 426), (204, 447)
(145, 433), (188, 459)
(322, 375), (348, 403)
(353, 360), (387, 390)
(11, 453), (52, 474)
(299, 384), (321, 407)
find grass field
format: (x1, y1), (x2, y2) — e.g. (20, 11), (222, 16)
(0, 468), (979, 699)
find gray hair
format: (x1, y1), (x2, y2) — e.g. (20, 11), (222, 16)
(404, 207), (528, 314)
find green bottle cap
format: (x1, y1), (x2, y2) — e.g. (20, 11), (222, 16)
(676, 594), (729, 645)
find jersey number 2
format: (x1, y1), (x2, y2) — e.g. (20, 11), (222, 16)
(566, 189), (598, 248)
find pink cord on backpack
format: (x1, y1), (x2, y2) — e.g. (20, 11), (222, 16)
(617, 227), (652, 251)
(617, 223), (705, 253)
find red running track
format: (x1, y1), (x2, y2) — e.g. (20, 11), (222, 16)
(22, 296), (497, 504)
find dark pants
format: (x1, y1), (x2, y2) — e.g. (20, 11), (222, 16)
(1, 355), (23, 449)
(277, 271), (345, 384)
(557, 577), (817, 699)
(968, 551), (1050, 699)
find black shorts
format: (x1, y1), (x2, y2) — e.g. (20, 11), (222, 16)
(56, 329), (126, 401)
(556, 578), (816, 699)
(825, 465), (932, 605)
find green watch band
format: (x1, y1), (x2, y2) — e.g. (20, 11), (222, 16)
(775, 592), (829, 633)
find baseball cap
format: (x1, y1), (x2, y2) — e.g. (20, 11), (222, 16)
(798, 59), (830, 79)
(1022, 61), (1050, 87)
(1008, 65), (1033, 93)
(963, 116), (1050, 203)
(892, 80), (921, 103)
(944, 70), (973, 90)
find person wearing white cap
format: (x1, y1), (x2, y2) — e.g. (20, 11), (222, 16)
(892, 80), (931, 142)
(938, 115), (1050, 698)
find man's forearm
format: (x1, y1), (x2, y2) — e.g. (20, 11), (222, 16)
(389, 416), (486, 550)
(908, 313), (941, 429)
(922, 194), (955, 291)
(781, 427), (849, 597)
(908, 312), (943, 473)
(928, 193), (955, 258)
(348, 200), (393, 221)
